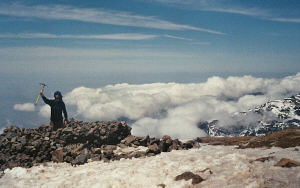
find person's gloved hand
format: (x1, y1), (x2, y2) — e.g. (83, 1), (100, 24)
(64, 120), (68, 126)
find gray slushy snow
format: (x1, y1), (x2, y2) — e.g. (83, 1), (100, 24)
(34, 73), (300, 139)
(1, 145), (299, 188)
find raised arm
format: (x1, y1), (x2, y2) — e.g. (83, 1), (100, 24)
(41, 93), (51, 105)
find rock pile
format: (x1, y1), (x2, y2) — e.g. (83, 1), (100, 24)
(0, 119), (200, 172)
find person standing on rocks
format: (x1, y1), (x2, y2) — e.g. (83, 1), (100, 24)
(40, 90), (68, 131)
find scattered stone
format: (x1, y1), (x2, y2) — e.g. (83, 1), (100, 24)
(175, 171), (204, 185)
(159, 141), (170, 152)
(147, 143), (160, 154)
(197, 168), (213, 174)
(72, 154), (88, 166)
(147, 153), (156, 157)
(102, 145), (117, 151)
(131, 151), (146, 158)
(274, 158), (300, 168)
(250, 156), (274, 163)
(123, 135), (136, 145)
(157, 183), (166, 188)
(52, 147), (63, 163)
(162, 135), (171, 140)
(118, 143), (128, 149)
(183, 140), (195, 149)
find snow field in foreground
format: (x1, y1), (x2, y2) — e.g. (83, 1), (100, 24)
(1, 145), (300, 188)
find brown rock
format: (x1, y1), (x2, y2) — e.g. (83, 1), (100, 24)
(175, 171), (204, 185)
(71, 154), (88, 165)
(274, 158), (300, 168)
(183, 140), (194, 149)
(133, 141), (140, 146)
(12, 143), (22, 151)
(130, 151), (146, 158)
(251, 156), (274, 163)
(147, 153), (156, 157)
(157, 183), (166, 188)
(149, 138), (160, 145)
(208, 141), (223, 146)
(147, 143), (160, 154)
(124, 135), (135, 145)
(102, 149), (114, 156)
(140, 135), (150, 145)
(162, 135), (171, 141)
(159, 141), (169, 152)
(117, 143), (128, 148)
(64, 156), (73, 163)
(102, 145), (117, 151)
(52, 147), (63, 163)
(167, 145), (176, 152)
(165, 139), (172, 145)
(92, 148), (102, 154)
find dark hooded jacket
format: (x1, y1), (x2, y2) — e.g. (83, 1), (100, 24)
(42, 94), (68, 122)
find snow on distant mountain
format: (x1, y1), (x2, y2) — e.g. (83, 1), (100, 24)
(198, 94), (300, 137)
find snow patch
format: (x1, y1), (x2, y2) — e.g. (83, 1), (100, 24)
(1, 145), (299, 188)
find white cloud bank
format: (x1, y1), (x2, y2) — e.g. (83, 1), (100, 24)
(13, 103), (35, 112)
(38, 105), (50, 119)
(44, 73), (300, 139)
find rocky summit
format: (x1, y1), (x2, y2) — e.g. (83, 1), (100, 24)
(1, 114), (299, 175)
(0, 118), (199, 172)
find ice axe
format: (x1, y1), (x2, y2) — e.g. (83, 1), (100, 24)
(35, 83), (47, 105)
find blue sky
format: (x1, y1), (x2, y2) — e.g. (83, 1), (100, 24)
(0, 0), (300, 128)
(0, 0), (300, 75)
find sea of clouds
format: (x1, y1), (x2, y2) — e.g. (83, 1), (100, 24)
(14, 73), (300, 139)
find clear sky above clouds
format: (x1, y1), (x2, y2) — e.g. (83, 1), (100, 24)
(0, 0), (299, 75)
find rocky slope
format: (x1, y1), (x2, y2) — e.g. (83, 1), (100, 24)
(1, 129), (299, 187)
(0, 119), (198, 172)
(198, 94), (300, 137)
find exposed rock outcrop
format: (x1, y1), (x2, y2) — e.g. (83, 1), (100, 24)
(196, 127), (300, 148)
(0, 118), (199, 172)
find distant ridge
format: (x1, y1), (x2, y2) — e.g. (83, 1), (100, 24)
(198, 94), (300, 137)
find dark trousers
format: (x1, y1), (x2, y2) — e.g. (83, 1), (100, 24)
(50, 120), (64, 131)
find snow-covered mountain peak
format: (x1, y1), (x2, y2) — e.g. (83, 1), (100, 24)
(198, 94), (300, 137)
